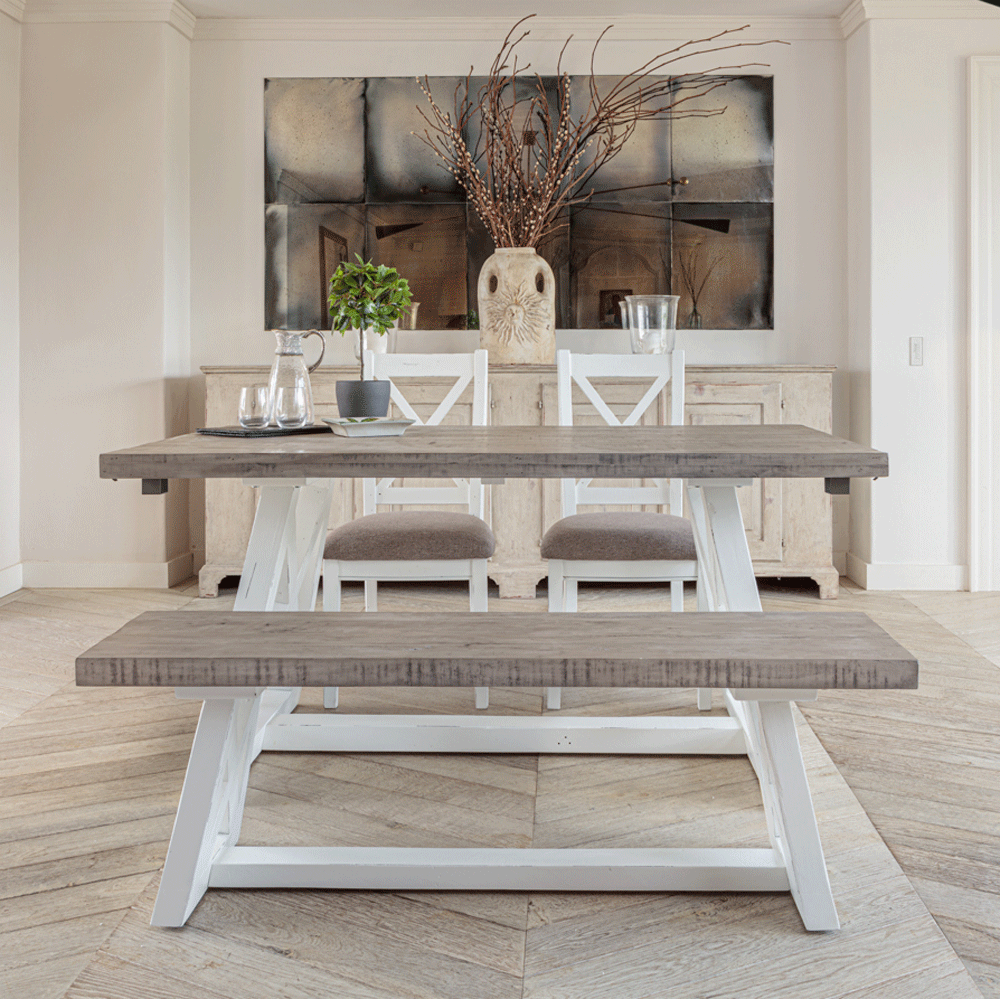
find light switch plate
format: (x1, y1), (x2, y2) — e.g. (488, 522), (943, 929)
(909, 337), (924, 366)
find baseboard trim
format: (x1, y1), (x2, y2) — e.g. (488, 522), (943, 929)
(0, 562), (23, 598)
(833, 551), (847, 577)
(846, 553), (968, 591)
(22, 552), (194, 589)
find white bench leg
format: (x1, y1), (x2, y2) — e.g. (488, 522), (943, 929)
(151, 693), (261, 927)
(749, 698), (839, 931)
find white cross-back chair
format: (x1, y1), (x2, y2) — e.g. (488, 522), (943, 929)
(540, 349), (705, 711)
(322, 349), (493, 710)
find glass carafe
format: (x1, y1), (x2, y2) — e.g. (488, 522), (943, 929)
(267, 330), (325, 426)
(623, 295), (679, 354)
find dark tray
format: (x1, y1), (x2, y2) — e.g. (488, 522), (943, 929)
(196, 425), (333, 438)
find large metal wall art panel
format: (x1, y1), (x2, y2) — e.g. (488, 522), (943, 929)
(264, 75), (774, 332)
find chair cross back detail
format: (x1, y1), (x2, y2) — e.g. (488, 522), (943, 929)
(364, 349), (488, 516)
(557, 349), (685, 517)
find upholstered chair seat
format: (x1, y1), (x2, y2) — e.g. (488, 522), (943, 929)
(541, 512), (696, 563)
(325, 511), (496, 562)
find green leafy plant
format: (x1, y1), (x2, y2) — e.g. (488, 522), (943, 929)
(327, 255), (413, 378)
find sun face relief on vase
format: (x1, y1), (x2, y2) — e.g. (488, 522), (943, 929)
(478, 248), (556, 365)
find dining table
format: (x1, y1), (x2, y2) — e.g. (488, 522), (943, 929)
(92, 422), (895, 930)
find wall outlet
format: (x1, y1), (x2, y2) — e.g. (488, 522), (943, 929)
(909, 337), (924, 366)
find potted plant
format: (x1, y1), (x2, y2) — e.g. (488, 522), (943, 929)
(328, 255), (413, 418)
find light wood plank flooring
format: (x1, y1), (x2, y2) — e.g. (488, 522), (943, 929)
(0, 578), (996, 998)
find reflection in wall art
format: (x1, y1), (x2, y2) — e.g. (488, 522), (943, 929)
(264, 75), (773, 331)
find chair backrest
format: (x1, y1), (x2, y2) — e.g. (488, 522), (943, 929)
(555, 349), (685, 517)
(362, 349), (489, 517)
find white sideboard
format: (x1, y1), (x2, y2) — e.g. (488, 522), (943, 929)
(200, 363), (838, 600)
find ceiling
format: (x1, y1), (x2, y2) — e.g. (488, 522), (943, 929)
(182, 0), (853, 20)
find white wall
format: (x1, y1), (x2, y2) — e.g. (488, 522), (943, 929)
(847, 16), (1000, 590)
(188, 26), (849, 564)
(0, 11), (21, 598)
(19, 21), (192, 587)
(16, 11), (997, 590)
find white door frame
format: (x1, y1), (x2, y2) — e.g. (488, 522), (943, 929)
(969, 56), (1000, 590)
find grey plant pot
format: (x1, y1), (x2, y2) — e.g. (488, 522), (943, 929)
(335, 379), (391, 419)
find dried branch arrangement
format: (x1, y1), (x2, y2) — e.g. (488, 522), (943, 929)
(416, 17), (784, 248)
(677, 243), (724, 321)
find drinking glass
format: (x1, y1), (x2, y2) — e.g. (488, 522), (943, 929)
(238, 385), (270, 428)
(275, 385), (308, 428)
(624, 295), (679, 354)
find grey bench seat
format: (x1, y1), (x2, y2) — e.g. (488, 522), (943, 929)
(77, 610), (916, 691)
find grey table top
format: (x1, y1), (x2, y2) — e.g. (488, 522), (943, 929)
(100, 424), (889, 482)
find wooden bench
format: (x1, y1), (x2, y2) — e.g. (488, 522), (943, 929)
(76, 610), (917, 933)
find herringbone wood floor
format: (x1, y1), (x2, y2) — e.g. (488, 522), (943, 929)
(0, 578), (997, 998)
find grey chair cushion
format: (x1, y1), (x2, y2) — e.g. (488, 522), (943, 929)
(540, 511), (697, 562)
(325, 511), (496, 562)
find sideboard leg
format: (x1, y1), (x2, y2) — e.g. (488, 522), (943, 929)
(812, 569), (840, 600)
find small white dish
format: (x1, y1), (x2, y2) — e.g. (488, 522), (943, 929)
(323, 417), (416, 438)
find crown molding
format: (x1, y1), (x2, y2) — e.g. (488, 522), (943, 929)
(0, 0), (26, 21)
(22, 0), (196, 37)
(193, 14), (843, 44)
(839, 0), (867, 36)
(841, 0), (1000, 36)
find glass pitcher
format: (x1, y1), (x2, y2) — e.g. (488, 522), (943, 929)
(622, 295), (679, 355)
(267, 330), (325, 426)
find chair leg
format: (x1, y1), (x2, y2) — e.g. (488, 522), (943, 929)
(547, 562), (564, 612)
(696, 575), (710, 612)
(321, 561), (341, 611)
(364, 579), (378, 611)
(671, 579), (684, 612)
(471, 560), (489, 709)
(546, 563), (566, 710)
(564, 580), (578, 612)
(697, 689), (712, 710)
(321, 561), (341, 710)
(470, 560), (488, 612)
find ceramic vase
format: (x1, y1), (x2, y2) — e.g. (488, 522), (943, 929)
(477, 247), (556, 365)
